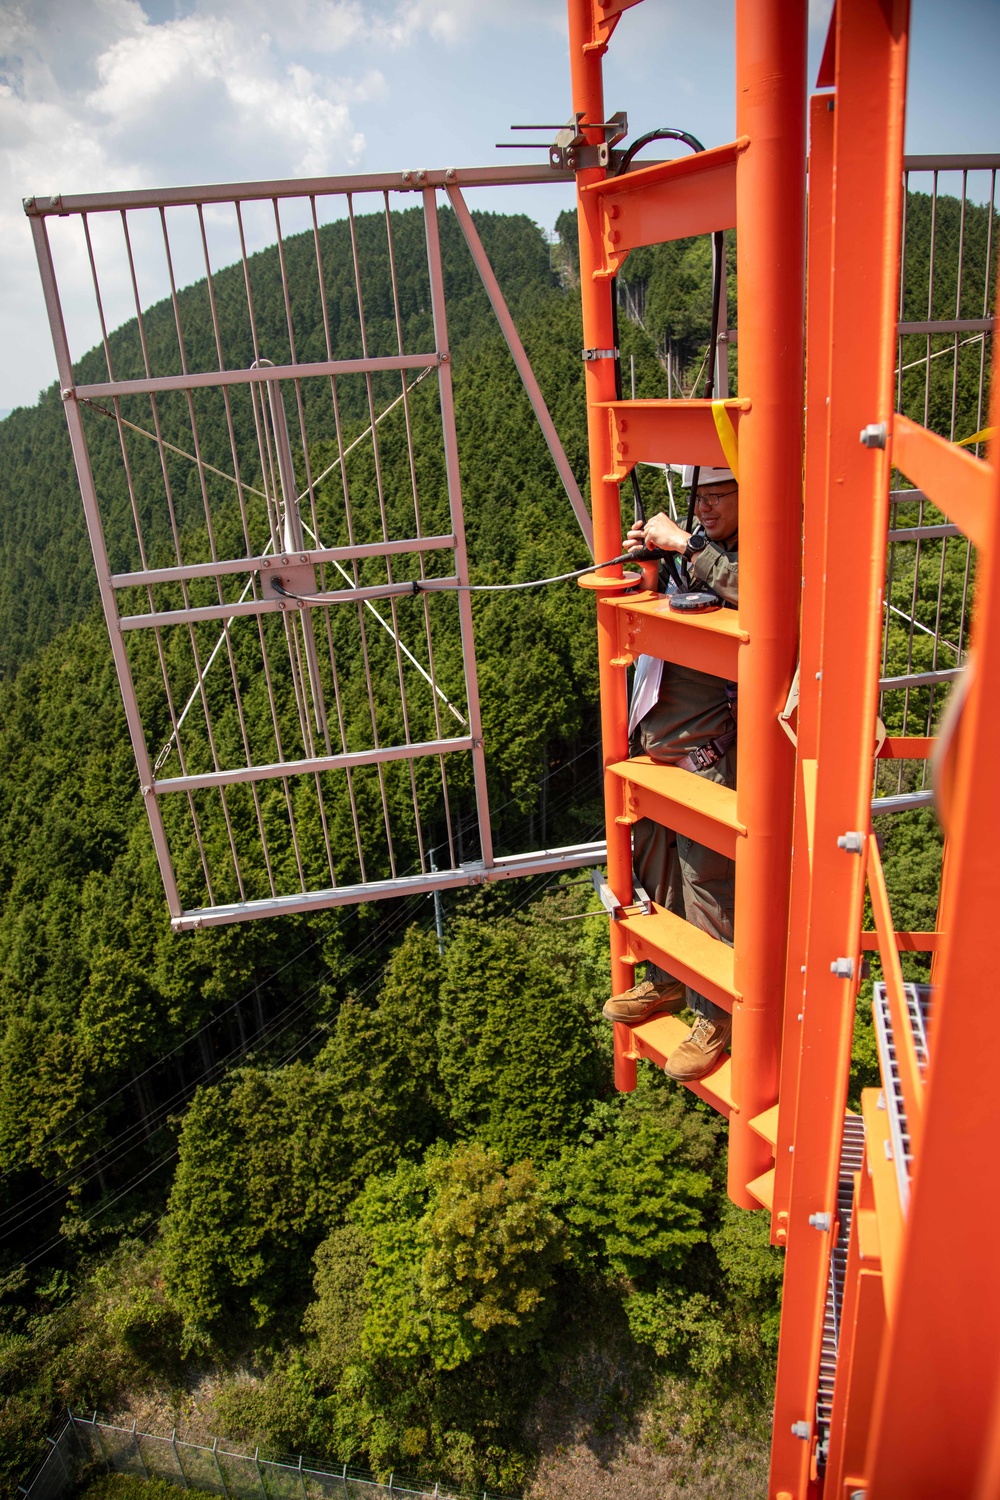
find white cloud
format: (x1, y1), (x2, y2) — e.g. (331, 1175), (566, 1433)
(0, 0), (393, 406)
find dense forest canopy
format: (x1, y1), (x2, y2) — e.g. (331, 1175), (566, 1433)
(0, 185), (992, 1496)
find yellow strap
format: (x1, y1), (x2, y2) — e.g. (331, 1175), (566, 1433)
(956, 425), (995, 448)
(711, 400), (740, 482)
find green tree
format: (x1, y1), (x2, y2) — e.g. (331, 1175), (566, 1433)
(546, 1085), (717, 1286)
(436, 919), (601, 1163)
(316, 925), (447, 1189)
(162, 1062), (347, 1346)
(353, 1141), (564, 1372)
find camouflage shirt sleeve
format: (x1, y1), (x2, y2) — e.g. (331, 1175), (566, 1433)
(689, 540), (739, 603)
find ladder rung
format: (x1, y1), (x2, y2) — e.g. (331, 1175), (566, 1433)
(746, 1167), (776, 1211)
(609, 757), (745, 860)
(603, 594), (745, 680)
(619, 904), (739, 1011)
(749, 1103), (780, 1148)
(580, 138), (747, 274)
(625, 1012), (734, 1117)
(596, 398), (749, 483)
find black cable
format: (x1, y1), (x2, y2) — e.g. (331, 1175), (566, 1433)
(612, 127), (721, 587)
(685, 228), (728, 538)
(272, 554), (639, 602)
(614, 126), (706, 177)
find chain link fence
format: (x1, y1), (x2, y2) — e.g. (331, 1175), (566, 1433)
(19, 1413), (518, 1500)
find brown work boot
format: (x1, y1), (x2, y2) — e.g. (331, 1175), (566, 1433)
(663, 1014), (732, 1080)
(602, 978), (686, 1024)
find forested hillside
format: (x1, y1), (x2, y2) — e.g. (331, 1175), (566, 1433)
(0, 190), (991, 1497)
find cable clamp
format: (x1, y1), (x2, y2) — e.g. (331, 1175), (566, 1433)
(582, 347), (619, 362)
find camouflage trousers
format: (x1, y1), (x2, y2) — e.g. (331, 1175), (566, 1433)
(631, 748), (735, 1024)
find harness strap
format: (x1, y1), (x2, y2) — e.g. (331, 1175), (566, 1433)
(674, 728), (737, 774)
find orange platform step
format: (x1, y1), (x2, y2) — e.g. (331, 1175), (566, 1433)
(619, 903), (739, 1013)
(625, 1011), (735, 1117)
(602, 591), (746, 680)
(749, 1103), (780, 1148)
(608, 756), (745, 860)
(580, 138), (745, 274)
(746, 1167), (776, 1211)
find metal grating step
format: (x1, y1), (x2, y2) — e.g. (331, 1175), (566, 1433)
(872, 981), (932, 1211)
(815, 1112), (866, 1470)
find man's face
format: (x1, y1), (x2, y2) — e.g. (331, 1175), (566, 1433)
(694, 481), (739, 543)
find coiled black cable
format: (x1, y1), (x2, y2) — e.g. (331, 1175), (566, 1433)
(610, 127), (727, 586)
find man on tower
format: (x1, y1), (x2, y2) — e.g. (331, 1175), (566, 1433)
(602, 466), (739, 1082)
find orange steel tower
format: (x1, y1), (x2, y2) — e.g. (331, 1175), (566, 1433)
(570, 0), (1000, 1493)
(571, 0), (805, 1211)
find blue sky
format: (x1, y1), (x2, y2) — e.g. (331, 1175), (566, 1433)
(1, 0), (998, 414)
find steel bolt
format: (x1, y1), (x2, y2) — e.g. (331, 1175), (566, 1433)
(444, 167), (456, 181)
(609, 203), (620, 219)
(837, 831), (865, 853)
(830, 957), (854, 979)
(262, 559), (270, 568)
(609, 229), (621, 244)
(401, 171), (411, 183)
(860, 422), (887, 449)
(791, 1421), (811, 1440)
(300, 554), (308, 563)
(808, 1212), (832, 1232)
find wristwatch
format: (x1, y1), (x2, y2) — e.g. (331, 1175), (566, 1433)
(683, 532), (709, 560)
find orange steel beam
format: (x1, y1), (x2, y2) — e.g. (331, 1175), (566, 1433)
(877, 736), (935, 759)
(727, 0), (805, 1208)
(859, 1091), (905, 1317)
(867, 833), (924, 1151)
(769, 0), (909, 1492)
(599, 398), (749, 480)
(581, 139), (745, 275)
(863, 294), (1000, 1500)
(772, 90), (836, 1250)
(860, 930), (939, 951)
(567, 0), (639, 1092)
(892, 413), (995, 551)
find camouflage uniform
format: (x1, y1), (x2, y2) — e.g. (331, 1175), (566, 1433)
(631, 538), (738, 1024)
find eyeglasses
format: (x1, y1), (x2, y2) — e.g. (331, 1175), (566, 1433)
(694, 486), (738, 508)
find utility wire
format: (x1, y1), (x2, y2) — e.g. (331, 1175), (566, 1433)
(0, 881), (444, 1243)
(0, 933), (329, 1179)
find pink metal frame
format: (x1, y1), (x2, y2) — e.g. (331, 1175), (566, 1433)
(28, 165), (601, 929)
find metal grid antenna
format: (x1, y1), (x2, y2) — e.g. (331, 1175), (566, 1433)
(876, 156), (998, 806)
(26, 167), (601, 930)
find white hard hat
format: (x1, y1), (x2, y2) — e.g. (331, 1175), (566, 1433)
(669, 464), (736, 487)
